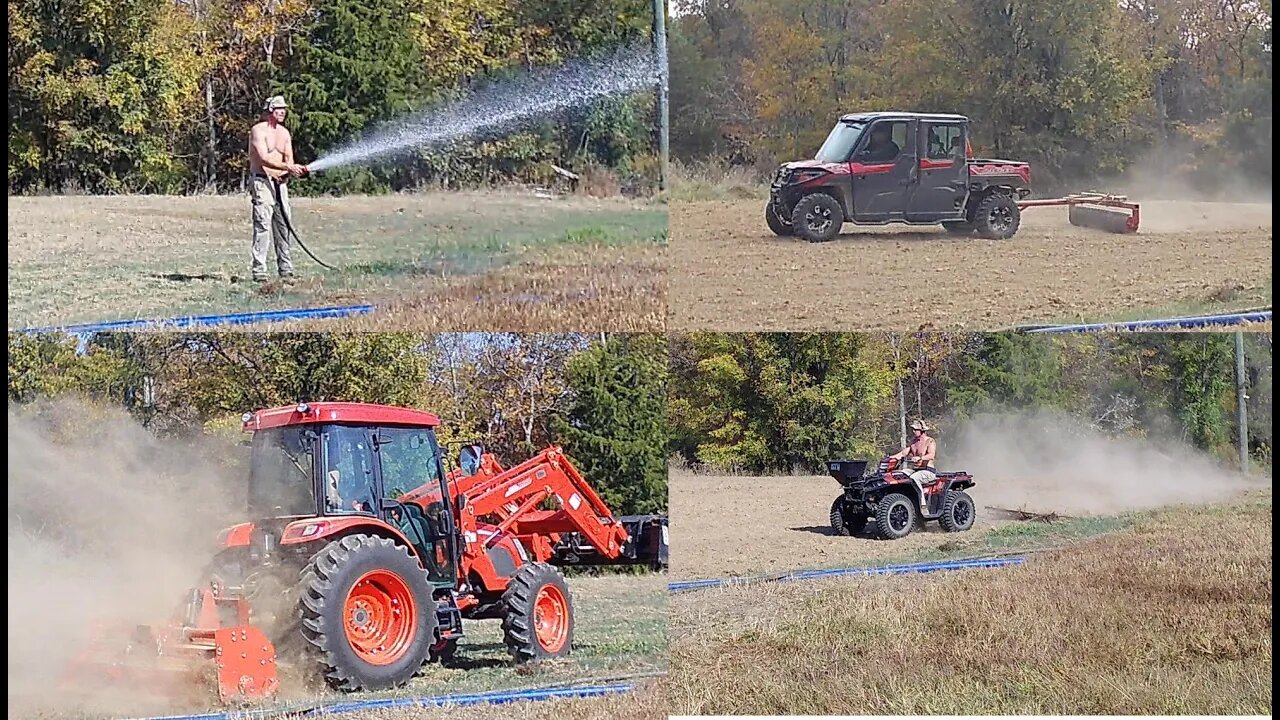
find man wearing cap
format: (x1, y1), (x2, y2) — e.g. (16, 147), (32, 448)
(891, 419), (937, 515)
(247, 96), (308, 283)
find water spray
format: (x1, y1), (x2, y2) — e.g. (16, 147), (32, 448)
(305, 42), (658, 175)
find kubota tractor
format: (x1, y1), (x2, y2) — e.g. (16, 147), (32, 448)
(65, 402), (666, 703)
(826, 456), (976, 540)
(766, 111), (1139, 242)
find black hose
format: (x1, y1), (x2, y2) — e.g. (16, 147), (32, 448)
(268, 175), (337, 270)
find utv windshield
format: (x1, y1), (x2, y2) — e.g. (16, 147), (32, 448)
(815, 120), (868, 163)
(248, 426), (316, 517)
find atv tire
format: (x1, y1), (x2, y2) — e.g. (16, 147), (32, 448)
(875, 493), (916, 540)
(941, 220), (975, 235)
(502, 563), (574, 662)
(765, 202), (793, 236)
(973, 193), (1021, 239)
(298, 534), (437, 691)
(830, 497), (868, 536)
(791, 193), (843, 243)
(939, 490), (976, 533)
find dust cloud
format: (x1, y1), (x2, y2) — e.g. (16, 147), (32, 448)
(6, 398), (242, 716)
(945, 410), (1263, 516)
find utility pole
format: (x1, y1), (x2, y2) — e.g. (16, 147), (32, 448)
(653, 0), (670, 191)
(1235, 331), (1249, 473)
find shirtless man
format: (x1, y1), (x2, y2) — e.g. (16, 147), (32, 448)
(891, 419), (937, 514)
(248, 96), (308, 282)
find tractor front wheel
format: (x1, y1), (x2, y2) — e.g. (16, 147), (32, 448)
(502, 563), (574, 662)
(830, 497), (868, 536)
(765, 202), (793, 236)
(298, 534), (437, 691)
(875, 493), (916, 540)
(791, 193), (844, 243)
(973, 193), (1021, 239)
(939, 490), (976, 532)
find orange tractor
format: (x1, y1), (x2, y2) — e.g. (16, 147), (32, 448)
(64, 402), (667, 703)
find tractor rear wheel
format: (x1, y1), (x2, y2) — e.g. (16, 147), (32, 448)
(973, 193), (1021, 239)
(502, 563), (574, 662)
(875, 493), (916, 540)
(765, 202), (793, 236)
(830, 497), (867, 536)
(298, 534), (436, 691)
(941, 220), (974, 235)
(791, 193), (843, 243)
(939, 490), (976, 533)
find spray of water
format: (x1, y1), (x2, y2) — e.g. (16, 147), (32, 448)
(307, 43), (658, 174)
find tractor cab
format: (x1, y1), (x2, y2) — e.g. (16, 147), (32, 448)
(242, 402), (459, 588)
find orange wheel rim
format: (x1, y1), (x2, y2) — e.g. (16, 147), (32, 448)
(343, 569), (416, 665)
(532, 584), (569, 653)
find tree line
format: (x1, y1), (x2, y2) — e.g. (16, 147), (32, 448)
(8, 0), (660, 196)
(667, 332), (1272, 474)
(669, 0), (1272, 193)
(6, 331), (669, 515)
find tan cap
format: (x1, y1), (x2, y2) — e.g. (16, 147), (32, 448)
(263, 95), (288, 111)
(909, 419), (929, 432)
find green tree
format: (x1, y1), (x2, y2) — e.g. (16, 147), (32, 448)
(555, 334), (668, 515)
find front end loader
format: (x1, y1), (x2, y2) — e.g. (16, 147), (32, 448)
(64, 402), (667, 705)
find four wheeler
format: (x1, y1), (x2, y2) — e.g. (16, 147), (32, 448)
(826, 455), (976, 540)
(65, 402), (667, 703)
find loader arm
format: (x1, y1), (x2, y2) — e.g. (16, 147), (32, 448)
(458, 447), (628, 561)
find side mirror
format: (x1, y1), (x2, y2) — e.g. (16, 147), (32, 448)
(459, 444), (484, 476)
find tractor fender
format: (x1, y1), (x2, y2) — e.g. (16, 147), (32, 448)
(279, 516), (422, 563)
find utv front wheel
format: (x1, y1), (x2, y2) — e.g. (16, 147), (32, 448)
(875, 493), (916, 540)
(765, 202), (793, 236)
(830, 497), (867, 536)
(973, 193), (1021, 239)
(791, 193), (843, 243)
(298, 534), (437, 691)
(939, 490), (976, 532)
(502, 563), (574, 662)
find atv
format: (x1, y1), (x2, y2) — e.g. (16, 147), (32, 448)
(766, 112), (1032, 242)
(826, 456), (976, 540)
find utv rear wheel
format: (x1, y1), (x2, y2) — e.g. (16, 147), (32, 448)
(298, 534), (436, 691)
(830, 497), (867, 536)
(875, 493), (916, 540)
(941, 220), (974, 235)
(502, 563), (574, 662)
(939, 490), (976, 533)
(973, 193), (1021, 239)
(791, 193), (843, 243)
(765, 202), (793, 236)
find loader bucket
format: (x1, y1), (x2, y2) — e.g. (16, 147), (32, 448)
(1069, 203), (1139, 234)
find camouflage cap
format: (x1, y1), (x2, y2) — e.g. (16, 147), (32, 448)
(263, 95), (288, 111)
(909, 419), (929, 432)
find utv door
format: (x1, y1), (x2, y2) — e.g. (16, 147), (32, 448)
(905, 121), (969, 222)
(849, 118), (915, 222)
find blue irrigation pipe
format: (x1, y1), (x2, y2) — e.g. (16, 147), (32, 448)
(668, 555), (1025, 594)
(1024, 310), (1270, 333)
(126, 682), (636, 720)
(18, 304), (377, 336)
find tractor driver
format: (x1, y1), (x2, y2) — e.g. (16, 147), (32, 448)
(891, 419), (936, 515)
(860, 124), (901, 163)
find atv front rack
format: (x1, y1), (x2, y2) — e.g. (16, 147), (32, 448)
(1017, 192), (1140, 234)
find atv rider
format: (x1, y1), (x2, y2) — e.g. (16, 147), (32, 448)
(891, 419), (936, 514)
(859, 124), (900, 163)
(247, 95), (308, 283)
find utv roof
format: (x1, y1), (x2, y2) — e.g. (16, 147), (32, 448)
(838, 111), (969, 123)
(244, 402), (441, 431)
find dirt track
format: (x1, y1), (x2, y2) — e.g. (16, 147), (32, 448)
(670, 472), (1013, 580)
(670, 199), (1272, 330)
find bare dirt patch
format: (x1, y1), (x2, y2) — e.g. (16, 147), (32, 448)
(669, 199), (1272, 330)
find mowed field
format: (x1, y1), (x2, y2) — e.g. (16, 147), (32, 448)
(7, 192), (666, 331)
(669, 198), (1272, 330)
(7, 573), (667, 720)
(668, 491), (1273, 715)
